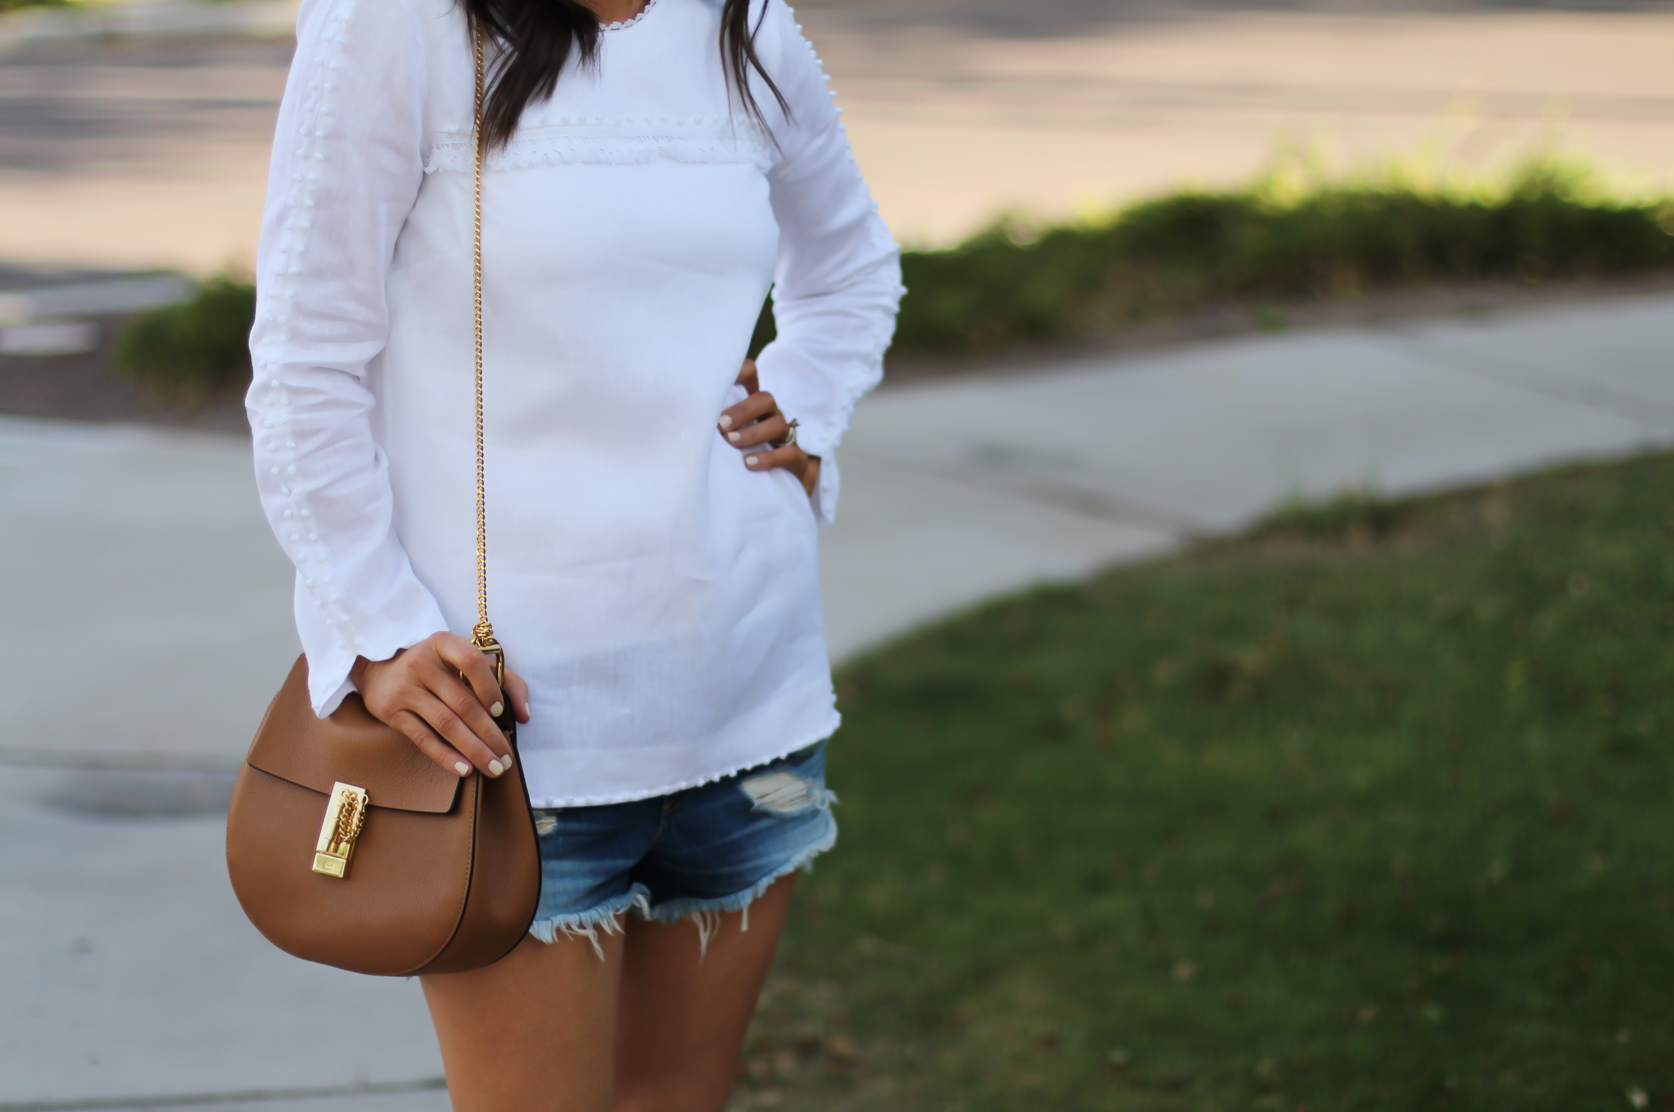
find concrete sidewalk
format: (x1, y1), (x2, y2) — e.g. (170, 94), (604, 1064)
(828, 291), (1674, 657)
(2, 292), (1671, 1109)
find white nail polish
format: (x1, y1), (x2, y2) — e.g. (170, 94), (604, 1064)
(719, 414), (733, 429)
(745, 456), (758, 466)
(490, 701), (504, 717)
(502, 750), (515, 768)
(454, 761), (470, 776)
(488, 759), (504, 777)
(728, 432), (741, 443)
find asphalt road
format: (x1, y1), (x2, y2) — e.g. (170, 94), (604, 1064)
(3, 0), (1674, 268)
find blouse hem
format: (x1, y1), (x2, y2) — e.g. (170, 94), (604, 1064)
(521, 709), (840, 808)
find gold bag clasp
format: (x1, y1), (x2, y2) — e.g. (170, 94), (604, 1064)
(312, 782), (369, 878)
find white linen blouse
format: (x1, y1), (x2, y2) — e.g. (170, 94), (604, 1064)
(246, 0), (902, 805)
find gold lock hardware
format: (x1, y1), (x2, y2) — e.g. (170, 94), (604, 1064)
(312, 782), (369, 878)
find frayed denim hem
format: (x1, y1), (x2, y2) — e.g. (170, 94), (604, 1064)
(527, 883), (651, 959)
(637, 816), (837, 956)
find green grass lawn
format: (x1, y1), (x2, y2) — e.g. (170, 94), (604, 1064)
(735, 451), (1674, 1111)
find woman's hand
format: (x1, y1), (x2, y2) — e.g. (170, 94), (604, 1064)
(350, 632), (530, 778)
(719, 359), (820, 497)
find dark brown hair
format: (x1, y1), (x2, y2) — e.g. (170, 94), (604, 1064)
(463, 0), (790, 148)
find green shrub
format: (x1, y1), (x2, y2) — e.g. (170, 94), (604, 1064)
(112, 278), (256, 403)
(892, 159), (1674, 357)
(116, 157), (1674, 397)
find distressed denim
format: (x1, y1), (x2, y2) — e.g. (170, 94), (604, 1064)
(527, 742), (836, 953)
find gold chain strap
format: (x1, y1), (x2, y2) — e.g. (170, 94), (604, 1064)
(470, 28), (501, 669)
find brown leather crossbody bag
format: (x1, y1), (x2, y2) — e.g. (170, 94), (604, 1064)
(225, 30), (541, 977)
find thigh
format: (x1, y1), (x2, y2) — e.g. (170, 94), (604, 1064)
(422, 930), (623, 1112)
(422, 796), (662, 1111)
(613, 875), (797, 1112)
(613, 743), (837, 1111)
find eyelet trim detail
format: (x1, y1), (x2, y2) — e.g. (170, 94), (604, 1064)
(600, 0), (655, 32)
(763, 3), (903, 490)
(424, 115), (776, 175)
(251, 0), (364, 671)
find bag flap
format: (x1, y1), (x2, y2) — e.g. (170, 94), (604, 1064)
(244, 656), (464, 814)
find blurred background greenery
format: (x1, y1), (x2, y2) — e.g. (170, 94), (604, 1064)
(117, 152), (1674, 400)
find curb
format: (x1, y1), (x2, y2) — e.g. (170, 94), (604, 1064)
(0, 273), (194, 322)
(0, 273), (195, 355)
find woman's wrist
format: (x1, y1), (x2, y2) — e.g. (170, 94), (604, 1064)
(349, 652), (390, 689)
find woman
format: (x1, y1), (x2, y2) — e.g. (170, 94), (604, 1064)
(245, 0), (901, 1104)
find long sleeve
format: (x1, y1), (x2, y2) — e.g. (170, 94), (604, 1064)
(246, 0), (447, 716)
(752, 0), (904, 527)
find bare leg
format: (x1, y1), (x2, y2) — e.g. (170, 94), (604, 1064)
(613, 876), (798, 1112)
(422, 930), (624, 1112)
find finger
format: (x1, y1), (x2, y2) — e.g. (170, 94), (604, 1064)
(734, 358), (759, 394)
(719, 390), (778, 435)
(430, 638), (513, 757)
(725, 412), (789, 449)
(433, 635), (505, 717)
(431, 662), (513, 762)
(503, 669), (532, 725)
(392, 709), (475, 777)
(719, 390), (777, 433)
(412, 690), (509, 777)
(742, 444), (805, 473)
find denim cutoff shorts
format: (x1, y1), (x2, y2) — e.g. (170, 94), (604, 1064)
(527, 741), (837, 949)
